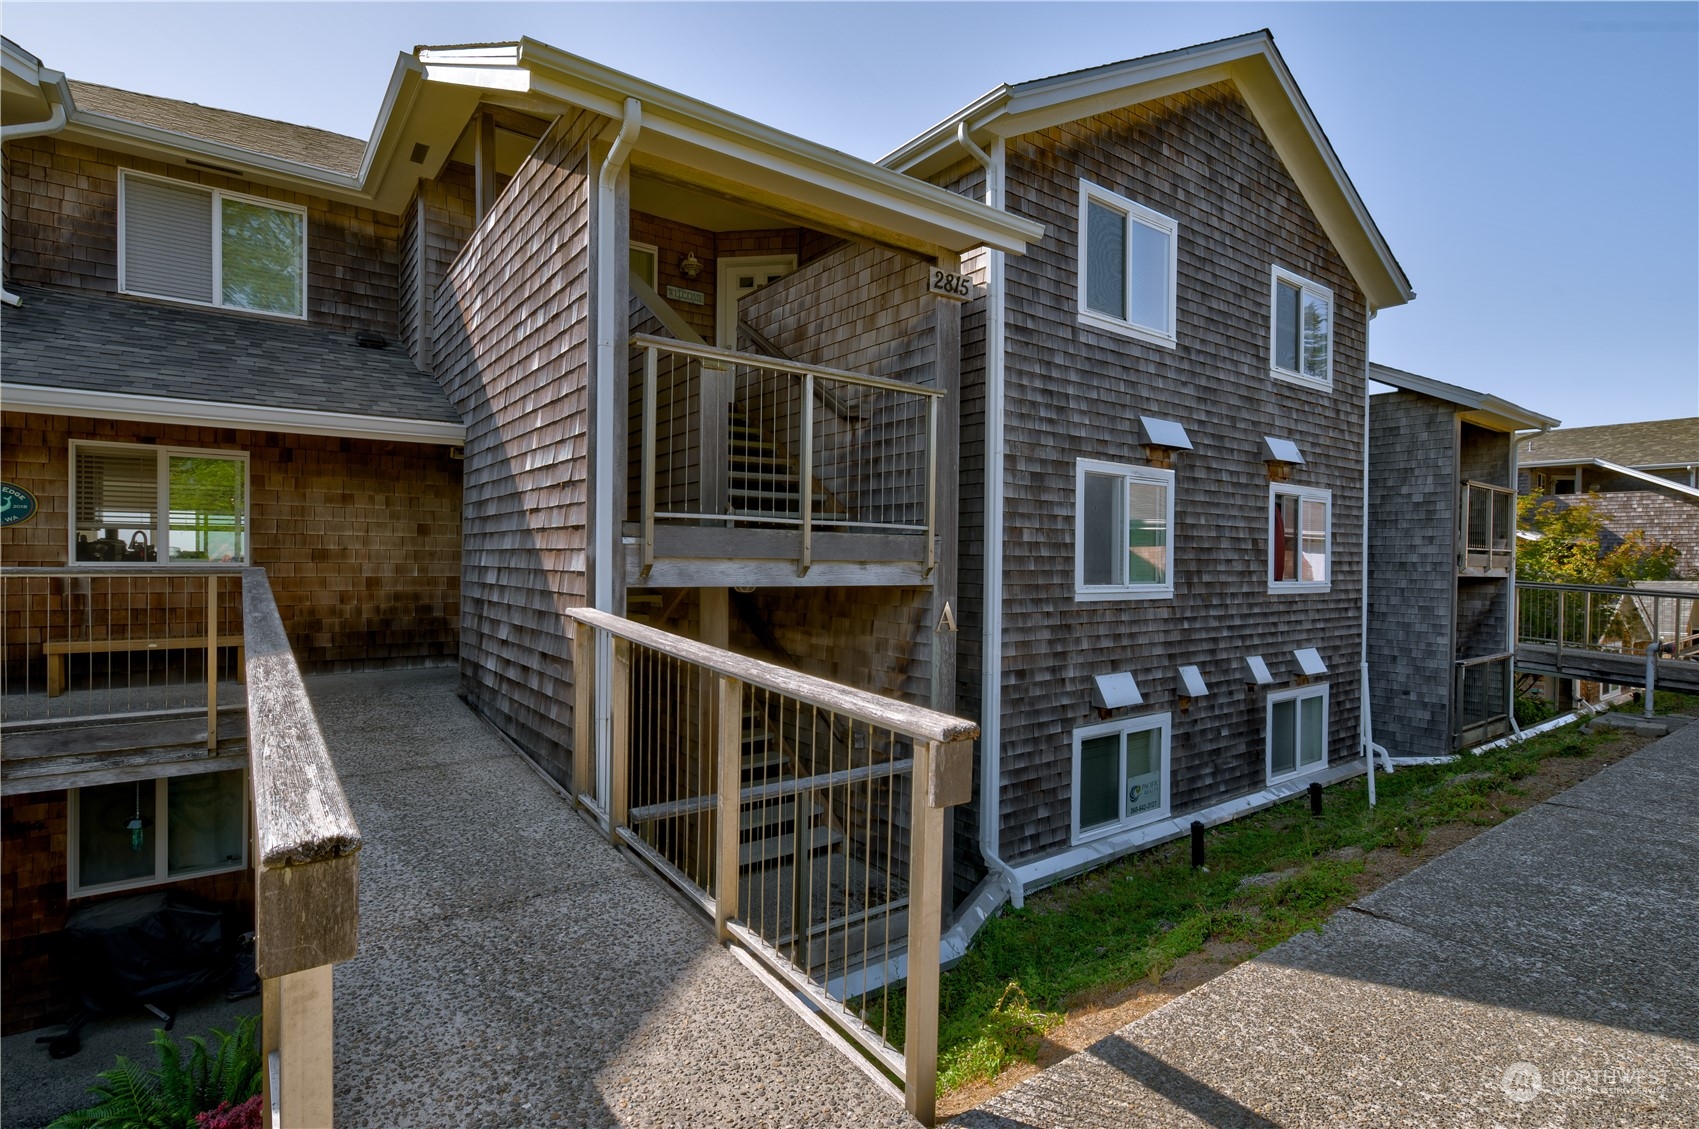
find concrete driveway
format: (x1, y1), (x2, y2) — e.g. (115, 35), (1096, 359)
(952, 720), (1699, 1127)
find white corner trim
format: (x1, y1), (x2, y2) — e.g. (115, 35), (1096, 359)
(0, 383), (465, 444)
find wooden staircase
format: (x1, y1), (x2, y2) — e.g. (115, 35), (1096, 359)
(737, 700), (840, 868)
(725, 405), (849, 526)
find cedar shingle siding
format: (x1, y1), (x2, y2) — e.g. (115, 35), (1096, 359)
(975, 84), (1370, 865)
(431, 110), (608, 785)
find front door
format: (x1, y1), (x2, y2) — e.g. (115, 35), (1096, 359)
(716, 255), (797, 349)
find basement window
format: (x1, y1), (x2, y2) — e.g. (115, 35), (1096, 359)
(1076, 459), (1175, 600)
(119, 170), (307, 318)
(69, 771), (248, 897)
(1078, 180), (1178, 347)
(1073, 713), (1171, 842)
(1267, 685), (1328, 783)
(1270, 266), (1332, 388)
(71, 441), (248, 565)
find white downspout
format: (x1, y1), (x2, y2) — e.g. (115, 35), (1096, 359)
(1, 81), (70, 306)
(1360, 309), (1384, 803)
(956, 122), (1022, 908)
(593, 98), (641, 804)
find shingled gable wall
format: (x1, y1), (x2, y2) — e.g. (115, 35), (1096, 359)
(3, 136), (401, 339)
(430, 108), (610, 784)
(1368, 391), (1457, 758)
(978, 82), (1370, 866)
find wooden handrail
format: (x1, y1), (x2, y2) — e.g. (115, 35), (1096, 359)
(568, 607), (977, 745)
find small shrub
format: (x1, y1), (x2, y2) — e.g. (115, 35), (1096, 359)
(1514, 693), (1557, 728)
(48, 1016), (261, 1129)
(196, 1095), (262, 1129)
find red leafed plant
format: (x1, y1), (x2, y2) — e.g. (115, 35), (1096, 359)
(195, 1094), (262, 1129)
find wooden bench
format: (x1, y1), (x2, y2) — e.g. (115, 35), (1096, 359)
(43, 636), (245, 697)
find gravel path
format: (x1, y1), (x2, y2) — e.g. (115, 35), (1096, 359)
(951, 720), (1699, 1128)
(316, 667), (917, 1129)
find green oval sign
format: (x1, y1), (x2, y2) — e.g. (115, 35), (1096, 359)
(1, 482), (39, 527)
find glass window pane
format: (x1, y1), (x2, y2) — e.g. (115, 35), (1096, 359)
(124, 177), (214, 303)
(629, 247), (657, 289)
(1467, 487), (1491, 551)
(1082, 473), (1118, 585)
(1086, 201), (1126, 320)
(1300, 498), (1328, 582)
(1079, 734), (1121, 829)
(1300, 695), (1325, 766)
(1271, 700), (1296, 776)
(1124, 729), (1162, 817)
(169, 456), (246, 562)
(1273, 494), (1299, 582)
(78, 779), (157, 888)
(168, 771), (246, 875)
(1301, 290), (1330, 379)
(1128, 220), (1169, 332)
(221, 198), (304, 316)
(74, 448), (159, 562)
(1274, 281), (1300, 372)
(1126, 479), (1167, 584)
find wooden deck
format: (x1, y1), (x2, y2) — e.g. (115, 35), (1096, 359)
(0, 707), (247, 794)
(1515, 644), (1699, 695)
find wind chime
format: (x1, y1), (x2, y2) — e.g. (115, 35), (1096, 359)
(127, 782), (144, 850)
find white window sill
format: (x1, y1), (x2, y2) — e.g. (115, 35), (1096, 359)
(1268, 760), (1331, 788)
(1268, 581), (1331, 594)
(69, 859), (247, 900)
(1270, 366), (1332, 392)
(1078, 309), (1177, 349)
(1074, 806), (1171, 846)
(1076, 585), (1175, 602)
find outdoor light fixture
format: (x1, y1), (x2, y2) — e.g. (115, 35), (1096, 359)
(679, 251), (703, 280)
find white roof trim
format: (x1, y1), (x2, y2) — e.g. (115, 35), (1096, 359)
(0, 383), (465, 444)
(1370, 363), (1558, 432)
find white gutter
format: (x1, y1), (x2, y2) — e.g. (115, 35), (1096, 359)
(954, 123), (1023, 910)
(1, 73), (70, 305)
(592, 98), (641, 808)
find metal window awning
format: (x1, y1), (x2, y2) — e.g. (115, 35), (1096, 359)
(1092, 672), (1144, 710)
(1244, 656), (1274, 685)
(1262, 436), (1305, 464)
(1293, 647), (1329, 676)
(1177, 665), (1210, 698)
(1139, 417), (1194, 450)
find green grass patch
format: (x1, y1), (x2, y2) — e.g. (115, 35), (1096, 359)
(882, 716), (1638, 1096)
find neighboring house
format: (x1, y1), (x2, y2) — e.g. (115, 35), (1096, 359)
(1516, 417), (1699, 579)
(1366, 364), (1556, 758)
(0, 34), (1040, 1031)
(881, 30), (1415, 920)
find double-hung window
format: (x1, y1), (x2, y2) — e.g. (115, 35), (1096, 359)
(1076, 459), (1175, 600)
(68, 770), (249, 896)
(71, 441), (249, 565)
(1073, 713), (1171, 842)
(119, 170), (307, 318)
(1267, 685), (1328, 782)
(1269, 484), (1330, 591)
(1270, 266), (1332, 388)
(1078, 180), (1178, 347)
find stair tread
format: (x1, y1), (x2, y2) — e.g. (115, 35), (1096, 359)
(740, 826), (841, 867)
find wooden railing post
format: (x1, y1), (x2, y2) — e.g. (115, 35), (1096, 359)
(641, 345), (658, 579)
(609, 637), (632, 843)
(261, 965), (334, 1129)
(904, 737), (972, 1126)
(206, 574), (218, 751)
(798, 372), (814, 578)
(573, 622), (596, 806)
(714, 674), (742, 942)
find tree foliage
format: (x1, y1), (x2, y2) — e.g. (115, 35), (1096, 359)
(1516, 493), (1679, 584)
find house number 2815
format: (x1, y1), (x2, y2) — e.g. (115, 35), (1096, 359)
(927, 269), (976, 301)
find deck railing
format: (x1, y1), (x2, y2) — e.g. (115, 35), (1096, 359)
(1454, 651), (1512, 747)
(569, 607), (973, 1125)
(632, 334), (941, 579)
(1517, 581), (1699, 660)
(0, 567), (357, 1127)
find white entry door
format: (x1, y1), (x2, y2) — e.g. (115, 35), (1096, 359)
(716, 255), (797, 348)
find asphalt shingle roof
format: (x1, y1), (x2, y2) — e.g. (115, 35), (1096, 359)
(1, 286), (460, 424)
(69, 81), (366, 176)
(1519, 418), (1699, 469)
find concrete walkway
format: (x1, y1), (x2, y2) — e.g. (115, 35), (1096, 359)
(954, 724), (1699, 1127)
(314, 667), (915, 1129)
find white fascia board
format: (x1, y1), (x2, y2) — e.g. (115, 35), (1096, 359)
(516, 40), (1043, 257)
(62, 114), (364, 194)
(1369, 363), (1558, 432)
(0, 383), (465, 445)
(1520, 457), (1699, 500)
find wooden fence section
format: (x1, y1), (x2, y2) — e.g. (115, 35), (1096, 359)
(568, 606), (973, 1125)
(243, 568), (361, 1129)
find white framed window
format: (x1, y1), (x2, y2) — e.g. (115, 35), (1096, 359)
(1267, 685), (1329, 783)
(1073, 712), (1171, 842)
(70, 441), (249, 565)
(119, 170), (307, 319)
(629, 241), (659, 290)
(1076, 458), (1175, 600)
(1269, 266), (1332, 388)
(1268, 484), (1330, 591)
(1078, 180), (1178, 347)
(68, 770), (249, 897)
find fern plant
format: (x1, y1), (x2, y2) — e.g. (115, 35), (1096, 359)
(49, 1015), (262, 1129)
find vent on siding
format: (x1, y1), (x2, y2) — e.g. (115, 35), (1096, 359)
(76, 448), (158, 528)
(123, 177), (215, 303)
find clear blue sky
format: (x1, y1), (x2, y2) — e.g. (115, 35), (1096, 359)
(8, 2), (1697, 427)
